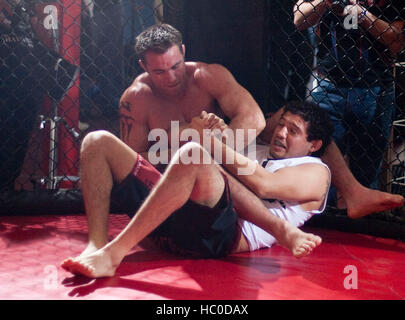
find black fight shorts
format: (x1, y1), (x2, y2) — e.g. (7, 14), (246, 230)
(110, 155), (239, 258)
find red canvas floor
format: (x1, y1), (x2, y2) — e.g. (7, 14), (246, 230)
(1, 214), (404, 300)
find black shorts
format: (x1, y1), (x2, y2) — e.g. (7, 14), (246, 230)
(110, 156), (239, 258)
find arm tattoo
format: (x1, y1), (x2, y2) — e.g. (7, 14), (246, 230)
(119, 100), (131, 113)
(120, 114), (135, 142)
(119, 101), (134, 142)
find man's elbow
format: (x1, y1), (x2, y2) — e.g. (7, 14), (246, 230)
(253, 113), (266, 136)
(294, 16), (306, 31)
(251, 184), (268, 199)
(236, 113), (266, 140)
(389, 39), (405, 55)
(385, 24), (405, 55)
(293, 9), (311, 31)
(251, 180), (279, 200)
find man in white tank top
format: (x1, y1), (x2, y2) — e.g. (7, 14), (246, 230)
(239, 144), (330, 251)
(216, 101), (333, 252)
(62, 101), (333, 278)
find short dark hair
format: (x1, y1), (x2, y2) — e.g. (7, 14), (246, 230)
(135, 24), (183, 64)
(283, 101), (333, 157)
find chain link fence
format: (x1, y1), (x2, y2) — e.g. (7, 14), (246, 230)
(1, 0), (404, 236)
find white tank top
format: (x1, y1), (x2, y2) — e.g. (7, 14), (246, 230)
(239, 144), (331, 251)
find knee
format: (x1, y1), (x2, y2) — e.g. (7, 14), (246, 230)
(179, 141), (204, 155)
(81, 130), (117, 154)
(176, 142), (209, 166)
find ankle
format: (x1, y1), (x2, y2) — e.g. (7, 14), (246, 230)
(104, 242), (127, 268)
(277, 220), (294, 242)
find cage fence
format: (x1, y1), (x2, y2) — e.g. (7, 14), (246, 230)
(1, 0), (404, 237)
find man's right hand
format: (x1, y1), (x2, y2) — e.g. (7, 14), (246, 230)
(189, 112), (226, 141)
(199, 111), (229, 132)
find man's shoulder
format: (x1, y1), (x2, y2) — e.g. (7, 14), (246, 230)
(287, 156), (330, 177)
(285, 156), (327, 167)
(191, 62), (228, 78)
(121, 74), (154, 103)
(119, 74), (154, 117)
(269, 156), (329, 172)
(191, 62), (232, 91)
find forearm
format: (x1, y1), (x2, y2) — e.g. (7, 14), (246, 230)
(208, 134), (263, 195)
(360, 11), (405, 55)
(294, 0), (331, 30)
(221, 169), (295, 248)
(227, 115), (265, 152)
(208, 134), (328, 202)
(257, 108), (285, 145)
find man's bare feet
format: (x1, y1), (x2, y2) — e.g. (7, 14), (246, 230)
(79, 242), (105, 257)
(277, 221), (322, 258)
(61, 246), (122, 278)
(344, 186), (405, 219)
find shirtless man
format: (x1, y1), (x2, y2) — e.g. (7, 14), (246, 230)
(62, 101), (331, 278)
(77, 23), (401, 262)
(118, 23), (403, 219)
(119, 23), (265, 160)
(78, 24), (266, 257)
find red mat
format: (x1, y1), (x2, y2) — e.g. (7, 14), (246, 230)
(1, 214), (404, 300)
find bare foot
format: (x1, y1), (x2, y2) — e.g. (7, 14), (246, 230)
(79, 242), (105, 257)
(278, 222), (322, 258)
(345, 186), (405, 219)
(61, 242), (106, 275)
(61, 247), (121, 278)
